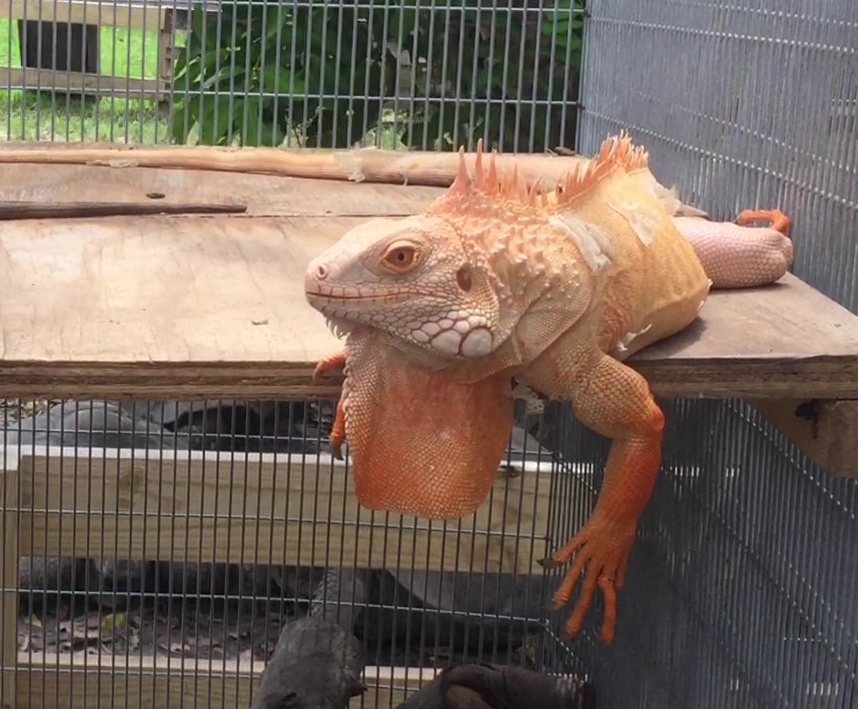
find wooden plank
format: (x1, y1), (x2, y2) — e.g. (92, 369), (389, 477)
(17, 653), (433, 709)
(0, 67), (167, 101)
(2, 0), (166, 30)
(748, 398), (858, 479)
(0, 165), (444, 218)
(15, 446), (555, 574)
(1, 205), (858, 399)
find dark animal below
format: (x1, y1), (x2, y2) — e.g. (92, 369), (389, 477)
(395, 663), (596, 709)
(249, 615), (367, 709)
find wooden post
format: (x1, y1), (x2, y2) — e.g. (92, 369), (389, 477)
(0, 447), (19, 709)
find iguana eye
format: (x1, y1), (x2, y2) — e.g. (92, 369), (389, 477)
(382, 243), (419, 272)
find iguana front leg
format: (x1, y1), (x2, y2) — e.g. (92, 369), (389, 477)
(313, 351), (348, 457)
(529, 353), (664, 644)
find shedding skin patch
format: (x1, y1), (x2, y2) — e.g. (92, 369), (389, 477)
(332, 330), (515, 520)
(614, 323), (653, 355)
(548, 213), (615, 273)
(604, 195), (662, 246)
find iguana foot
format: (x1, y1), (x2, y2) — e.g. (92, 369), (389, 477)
(735, 208), (791, 234)
(313, 351), (347, 381)
(539, 511), (635, 644)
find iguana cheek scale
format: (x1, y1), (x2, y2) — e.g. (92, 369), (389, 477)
(304, 133), (794, 645)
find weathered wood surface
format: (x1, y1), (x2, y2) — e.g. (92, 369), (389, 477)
(0, 164), (443, 217)
(748, 398), (858, 479)
(1, 163), (858, 400)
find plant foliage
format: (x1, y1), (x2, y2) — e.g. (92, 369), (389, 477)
(170, 0), (586, 152)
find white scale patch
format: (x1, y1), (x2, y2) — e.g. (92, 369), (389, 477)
(615, 323), (653, 354)
(548, 214), (615, 273)
(605, 196), (662, 246)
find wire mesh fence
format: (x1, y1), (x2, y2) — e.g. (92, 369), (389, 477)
(0, 396), (594, 707)
(0, 0), (584, 152)
(571, 1), (858, 708)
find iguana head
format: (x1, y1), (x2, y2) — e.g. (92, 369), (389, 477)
(304, 211), (505, 361)
(304, 143), (592, 363)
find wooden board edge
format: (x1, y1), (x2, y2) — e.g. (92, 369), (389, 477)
(16, 652), (435, 708)
(2, 1), (166, 29)
(0, 67), (167, 101)
(4, 360), (858, 400)
(748, 397), (858, 478)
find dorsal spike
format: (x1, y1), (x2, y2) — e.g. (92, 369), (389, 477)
(448, 145), (472, 196)
(486, 151), (499, 195)
(528, 178), (542, 206)
(473, 139), (486, 190)
(512, 164), (527, 200)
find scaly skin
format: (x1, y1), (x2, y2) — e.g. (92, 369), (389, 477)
(304, 133), (794, 644)
(320, 327), (515, 517)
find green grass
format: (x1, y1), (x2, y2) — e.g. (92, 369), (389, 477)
(0, 20), (409, 148)
(0, 20), (171, 143)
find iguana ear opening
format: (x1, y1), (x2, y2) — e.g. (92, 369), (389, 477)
(340, 330), (515, 520)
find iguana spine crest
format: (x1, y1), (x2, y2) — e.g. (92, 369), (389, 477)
(442, 131), (651, 212)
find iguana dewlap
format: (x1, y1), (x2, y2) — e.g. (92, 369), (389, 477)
(304, 133), (794, 644)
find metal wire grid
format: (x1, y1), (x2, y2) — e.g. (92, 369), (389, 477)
(569, 0), (858, 707)
(1, 0), (584, 152)
(1, 0), (171, 142)
(0, 397), (588, 707)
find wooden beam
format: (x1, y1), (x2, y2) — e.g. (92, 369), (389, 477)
(13, 446), (564, 574)
(748, 398), (858, 479)
(1, 0), (166, 31)
(17, 652), (437, 709)
(0, 67), (167, 101)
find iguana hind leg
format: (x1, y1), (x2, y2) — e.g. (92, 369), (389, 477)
(673, 207), (794, 289)
(532, 354), (664, 644)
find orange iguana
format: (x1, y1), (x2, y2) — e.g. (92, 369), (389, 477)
(303, 133), (793, 644)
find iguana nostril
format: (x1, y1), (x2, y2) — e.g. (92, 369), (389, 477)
(315, 264), (329, 279)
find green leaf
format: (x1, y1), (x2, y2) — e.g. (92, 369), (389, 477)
(262, 65), (300, 95)
(199, 94), (238, 146)
(169, 101), (194, 144)
(239, 96), (260, 146)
